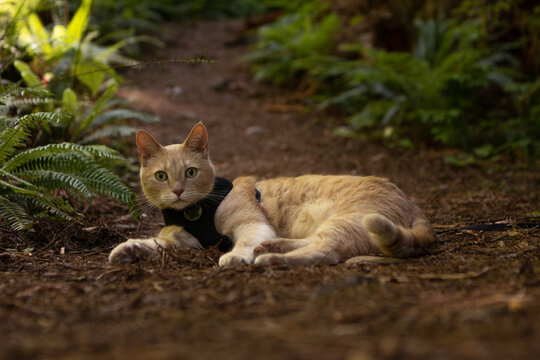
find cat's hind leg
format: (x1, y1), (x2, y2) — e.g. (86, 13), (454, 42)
(253, 238), (310, 257)
(254, 215), (377, 266)
(254, 241), (340, 266)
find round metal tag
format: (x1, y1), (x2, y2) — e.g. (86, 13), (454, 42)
(183, 204), (203, 221)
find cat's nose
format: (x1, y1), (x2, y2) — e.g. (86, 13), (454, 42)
(173, 189), (184, 197)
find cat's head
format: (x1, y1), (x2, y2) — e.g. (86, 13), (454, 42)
(136, 122), (215, 210)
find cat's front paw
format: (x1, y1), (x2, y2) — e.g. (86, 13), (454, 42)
(109, 239), (158, 264)
(218, 251), (253, 267)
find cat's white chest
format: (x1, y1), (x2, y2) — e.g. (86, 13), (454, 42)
(289, 200), (334, 238)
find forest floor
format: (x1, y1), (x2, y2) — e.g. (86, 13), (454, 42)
(1, 20), (539, 360)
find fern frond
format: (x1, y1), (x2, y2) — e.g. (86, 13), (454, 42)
(0, 194), (32, 230)
(0, 168), (41, 192)
(28, 196), (77, 221)
(78, 163), (138, 216)
(10, 193), (78, 222)
(0, 88), (53, 113)
(79, 164), (134, 202)
(8, 96), (54, 108)
(5, 148), (137, 216)
(90, 108), (158, 129)
(27, 112), (67, 124)
(79, 125), (138, 144)
(0, 113), (69, 163)
(0, 84), (51, 99)
(0, 116), (17, 130)
(15, 170), (93, 198)
(0, 114), (36, 162)
(0, 177), (40, 196)
(103, 98), (134, 108)
(3, 142), (122, 171)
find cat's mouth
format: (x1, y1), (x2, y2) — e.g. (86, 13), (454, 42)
(164, 191), (207, 210)
(169, 198), (189, 209)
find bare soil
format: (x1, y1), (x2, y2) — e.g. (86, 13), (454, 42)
(1, 20), (539, 360)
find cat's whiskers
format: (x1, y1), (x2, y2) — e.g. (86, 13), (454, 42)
(136, 194), (166, 211)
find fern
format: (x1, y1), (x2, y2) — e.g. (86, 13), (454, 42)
(79, 125), (138, 144)
(0, 113), (138, 230)
(90, 108), (158, 129)
(16, 170), (94, 199)
(3, 142), (121, 171)
(0, 195), (33, 231)
(0, 114), (37, 162)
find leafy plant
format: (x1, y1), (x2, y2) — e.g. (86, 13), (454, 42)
(1, 0), (158, 150)
(245, 1), (540, 161)
(12, 62), (158, 149)
(0, 108), (137, 231)
(11, 0), (137, 96)
(244, 1), (338, 85)
(61, 82), (158, 145)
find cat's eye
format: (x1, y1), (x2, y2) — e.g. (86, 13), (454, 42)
(185, 167), (198, 178)
(154, 171), (168, 182)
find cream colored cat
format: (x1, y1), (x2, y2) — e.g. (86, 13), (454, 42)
(109, 123), (436, 266)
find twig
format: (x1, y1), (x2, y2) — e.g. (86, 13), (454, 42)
(96, 268), (124, 281)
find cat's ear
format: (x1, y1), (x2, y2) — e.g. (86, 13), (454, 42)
(184, 122), (209, 158)
(136, 130), (162, 165)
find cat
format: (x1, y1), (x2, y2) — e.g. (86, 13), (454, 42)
(109, 122), (436, 266)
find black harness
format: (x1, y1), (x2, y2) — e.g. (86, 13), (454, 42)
(161, 177), (234, 252)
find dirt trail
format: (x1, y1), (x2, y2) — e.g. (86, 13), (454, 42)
(1, 20), (539, 360)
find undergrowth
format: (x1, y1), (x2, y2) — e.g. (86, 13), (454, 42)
(245, 0), (540, 164)
(0, 94), (137, 230)
(0, 0), (147, 230)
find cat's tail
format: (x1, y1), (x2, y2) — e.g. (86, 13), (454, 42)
(362, 213), (436, 257)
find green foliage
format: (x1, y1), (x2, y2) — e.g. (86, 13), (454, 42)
(0, 1), (157, 230)
(3, 0), (139, 97)
(170, 0), (304, 20)
(10, 64), (158, 147)
(86, 0), (304, 53)
(0, 1), (158, 150)
(0, 101), (137, 230)
(245, 0), (540, 161)
(244, 2), (338, 85)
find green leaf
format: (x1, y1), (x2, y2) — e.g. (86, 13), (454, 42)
(3, 142), (122, 172)
(90, 108), (158, 129)
(66, 0), (92, 45)
(26, 13), (52, 58)
(473, 144), (494, 158)
(75, 60), (106, 95)
(79, 125), (137, 144)
(71, 81), (118, 140)
(62, 88), (78, 115)
(444, 153), (476, 167)
(14, 60), (42, 88)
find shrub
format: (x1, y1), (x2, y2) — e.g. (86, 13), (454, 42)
(2, 0), (158, 149)
(245, 0), (540, 162)
(243, 1), (338, 85)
